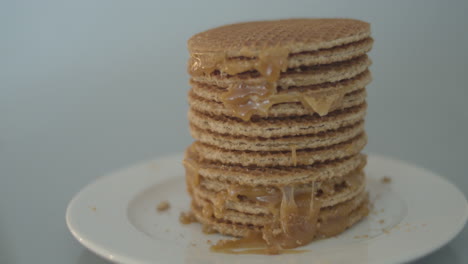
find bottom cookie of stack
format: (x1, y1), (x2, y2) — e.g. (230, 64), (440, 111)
(183, 146), (369, 254)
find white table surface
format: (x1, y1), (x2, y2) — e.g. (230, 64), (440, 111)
(2, 1), (467, 263)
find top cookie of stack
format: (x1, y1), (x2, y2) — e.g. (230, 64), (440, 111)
(184, 18), (373, 253)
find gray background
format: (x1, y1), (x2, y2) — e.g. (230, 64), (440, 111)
(2, 0), (467, 263)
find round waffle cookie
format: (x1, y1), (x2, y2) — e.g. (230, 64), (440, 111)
(188, 18), (371, 56)
(183, 18), (373, 254)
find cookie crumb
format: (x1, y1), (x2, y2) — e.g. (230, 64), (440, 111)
(354, 235), (360, 239)
(379, 219), (385, 224)
(383, 229), (390, 234)
(191, 243), (197, 247)
(180, 211), (197, 224)
(157, 200), (170, 212)
(207, 240), (212, 244)
(91, 206), (97, 212)
(382, 176), (392, 183)
(202, 224), (216, 234)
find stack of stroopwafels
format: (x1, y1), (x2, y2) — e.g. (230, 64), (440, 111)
(183, 18), (373, 254)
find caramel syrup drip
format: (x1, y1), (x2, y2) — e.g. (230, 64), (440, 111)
(290, 145), (298, 166)
(189, 49), (347, 119)
(300, 92), (344, 116)
(201, 203), (214, 218)
(189, 48), (289, 80)
(213, 191), (227, 218)
(220, 82), (277, 121)
(211, 233), (308, 255)
(183, 157), (200, 187)
(211, 233), (265, 252)
(211, 184), (322, 254)
(189, 52), (254, 76)
(261, 185), (321, 251)
(224, 184), (329, 206)
(220, 170), (364, 207)
(189, 48), (291, 121)
(227, 185), (281, 204)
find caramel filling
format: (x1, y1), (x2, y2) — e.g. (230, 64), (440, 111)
(290, 145), (297, 166)
(189, 48), (287, 121)
(213, 191), (227, 218)
(213, 170), (363, 207)
(201, 202), (214, 219)
(189, 48), (288, 80)
(210, 233), (271, 254)
(211, 232), (309, 255)
(183, 136), (366, 254)
(189, 52), (252, 77)
(221, 89), (345, 120)
(220, 82), (277, 121)
(211, 184), (322, 254)
(271, 185), (321, 249)
(228, 185), (281, 206)
(209, 191), (368, 255)
(183, 156), (200, 188)
(300, 92), (344, 116)
(189, 48), (349, 120)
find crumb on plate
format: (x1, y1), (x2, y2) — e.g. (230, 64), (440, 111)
(157, 200), (170, 212)
(179, 211), (197, 224)
(382, 176), (392, 183)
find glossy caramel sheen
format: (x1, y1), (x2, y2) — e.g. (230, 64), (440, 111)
(184, 148), (368, 254)
(290, 145), (298, 166)
(209, 191), (368, 254)
(210, 185), (322, 254)
(188, 48), (344, 120)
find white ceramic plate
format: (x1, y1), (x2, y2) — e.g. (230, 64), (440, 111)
(66, 154), (467, 264)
